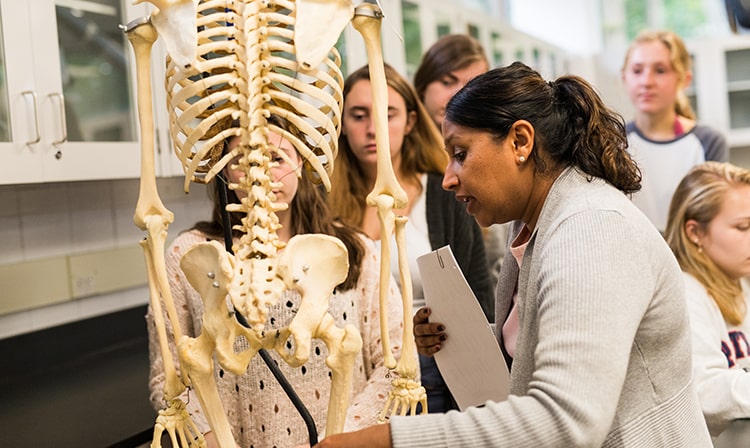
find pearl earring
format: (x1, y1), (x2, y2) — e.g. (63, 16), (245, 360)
(519, 156), (526, 163)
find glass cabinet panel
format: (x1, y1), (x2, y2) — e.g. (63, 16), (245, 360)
(0, 4), (9, 143)
(726, 49), (750, 130)
(401, 1), (422, 77)
(490, 31), (503, 67)
(55, 0), (135, 142)
(467, 23), (480, 40)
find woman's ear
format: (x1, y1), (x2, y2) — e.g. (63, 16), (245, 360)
(510, 120), (534, 162)
(680, 70), (693, 91)
(684, 219), (704, 244)
(405, 110), (417, 135)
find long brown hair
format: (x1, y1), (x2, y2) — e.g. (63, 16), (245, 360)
(193, 115), (365, 290)
(447, 61), (641, 194)
(665, 161), (750, 325)
(329, 63), (448, 228)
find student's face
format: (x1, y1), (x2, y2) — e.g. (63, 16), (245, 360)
(342, 79), (416, 169)
(441, 120), (530, 228)
(224, 132), (300, 208)
(423, 60), (487, 128)
(694, 185), (750, 280)
(622, 41), (685, 116)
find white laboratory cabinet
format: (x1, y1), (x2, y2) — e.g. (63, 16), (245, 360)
(0, 0), (158, 185)
(689, 34), (750, 149)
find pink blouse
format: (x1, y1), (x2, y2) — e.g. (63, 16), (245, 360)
(502, 226), (531, 358)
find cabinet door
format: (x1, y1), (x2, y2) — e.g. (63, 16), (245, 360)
(0, 1), (41, 183)
(0, 0), (152, 184)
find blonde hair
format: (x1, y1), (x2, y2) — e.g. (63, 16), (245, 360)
(665, 161), (750, 325)
(329, 63), (447, 228)
(622, 29), (695, 120)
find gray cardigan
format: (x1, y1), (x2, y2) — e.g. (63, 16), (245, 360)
(391, 167), (711, 447)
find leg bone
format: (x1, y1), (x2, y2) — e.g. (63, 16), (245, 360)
(315, 314), (363, 436)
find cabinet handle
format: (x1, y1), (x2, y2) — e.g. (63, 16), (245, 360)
(21, 90), (40, 146)
(49, 92), (68, 145)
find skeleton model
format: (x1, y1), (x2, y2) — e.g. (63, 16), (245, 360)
(124, 0), (426, 446)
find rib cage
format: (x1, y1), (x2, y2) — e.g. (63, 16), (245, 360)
(163, 0), (345, 326)
(166, 0), (343, 192)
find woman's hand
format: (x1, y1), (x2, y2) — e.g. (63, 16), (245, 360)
(313, 423), (392, 448)
(204, 431), (219, 448)
(204, 431), (241, 448)
(413, 307), (446, 357)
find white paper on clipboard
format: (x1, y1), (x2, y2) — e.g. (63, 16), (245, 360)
(417, 245), (510, 410)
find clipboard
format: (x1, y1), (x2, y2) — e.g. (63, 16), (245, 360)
(417, 245), (510, 410)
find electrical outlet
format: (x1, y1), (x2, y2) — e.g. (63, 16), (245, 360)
(73, 273), (97, 297)
(68, 245), (147, 299)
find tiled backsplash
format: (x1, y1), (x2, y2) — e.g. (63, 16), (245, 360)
(0, 177), (212, 339)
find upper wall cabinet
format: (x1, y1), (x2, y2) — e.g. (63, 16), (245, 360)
(0, 0), (153, 185)
(404, 0), (576, 79)
(688, 34), (750, 149)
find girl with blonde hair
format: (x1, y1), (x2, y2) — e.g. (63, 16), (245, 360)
(665, 161), (750, 436)
(621, 29), (728, 232)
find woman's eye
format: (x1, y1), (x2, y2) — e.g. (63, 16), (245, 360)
(269, 152), (284, 163)
(440, 77), (457, 88)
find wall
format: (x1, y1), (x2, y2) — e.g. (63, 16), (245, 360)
(509, 0), (603, 57)
(507, 0), (625, 120)
(0, 177), (212, 339)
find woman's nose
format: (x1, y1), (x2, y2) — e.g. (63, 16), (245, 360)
(269, 163), (284, 181)
(641, 70), (655, 84)
(442, 166), (458, 191)
(366, 117), (376, 136)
